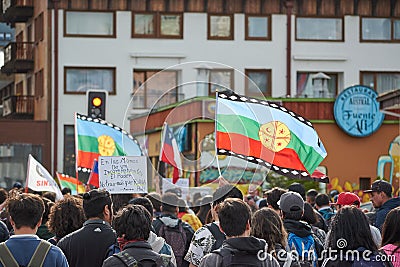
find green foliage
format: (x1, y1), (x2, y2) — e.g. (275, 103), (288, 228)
(263, 172), (320, 192)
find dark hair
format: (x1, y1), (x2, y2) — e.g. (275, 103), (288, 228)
(315, 193), (330, 207)
(47, 196), (85, 239)
(196, 196), (212, 225)
(41, 197), (54, 224)
(251, 207), (287, 252)
(381, 207), (400, 247)
(178, 198), (187, 213)
(83, 189), (112, 219)
(146, 192), (162, 212)
(161, 192), (179, 213)
(212, 185), (243, 206)
(111, 194), (133, 213)
(265, 187), (287, 210)
(306, 189), (318, 203)
(218, 198), (251, 237)
(282, 209), (303, 221)
(113, 204), (152, 240)
(6, 193), (44, 229)
(327, 206), (377, 251)
(301, 202), (318, 225)
(129, 197), (154, 218)
(288, 183), (306, 199)
(0, 188), (8, 204)
(42, 192), (56, 203)
(61, 187), (72, 195)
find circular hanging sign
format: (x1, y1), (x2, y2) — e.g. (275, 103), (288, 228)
(334, 85), (384, 137)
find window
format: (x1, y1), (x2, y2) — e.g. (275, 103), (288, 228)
(209, 69), (234, 95)
(27, 76), (33, 96)
(16, 82), (23, 95)
(133, 70), (179, 109)
(64, 11), (115, 37)
(34, 13), (44, 42)
(245, 15), (270, 40)
(296, 17), (343, 41)
(132, 13), (183, 38)
(65, 67), (116, 94)
(64, 125), (76, 177)
(296, 72), (338, 98)
(208, 14), (233, 40)
(361, 18), (400, 41)
(245, 69), (271, 97)
(35, 69), (44, 98)
(361, 72), (400, 94)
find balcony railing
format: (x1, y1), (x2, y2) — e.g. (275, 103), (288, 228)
(132, 92), (185, 109)
(1, 42), (34, 74)
(2, 95), (34, 119)
(2, 0), (33, 23)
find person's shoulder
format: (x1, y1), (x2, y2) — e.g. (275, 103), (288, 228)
(194, 225), (213, 238)
(102, 254), (121, 267)
(199, 250), (222, 267)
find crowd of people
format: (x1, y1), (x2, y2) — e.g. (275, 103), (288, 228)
(0, 178), (398, 267)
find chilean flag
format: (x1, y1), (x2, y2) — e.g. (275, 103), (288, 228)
(160, 123), (182, 184)
(87, 159), (99, 187)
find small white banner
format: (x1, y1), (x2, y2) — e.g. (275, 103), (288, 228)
(99, 156), (147, 194)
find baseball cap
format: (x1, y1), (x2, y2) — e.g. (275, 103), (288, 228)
(335, 192), (361, 207)
(363, 180), (392, 196)
(278, 191), (304, 213)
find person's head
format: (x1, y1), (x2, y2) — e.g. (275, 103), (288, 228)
(301, 202), (318, 225)
(328, 206), (377, 252)
(161, 192), (179, 215)
(146, 192), (162, 213)
(178, 198), (187, 213)
(42, 192), (56, 203)
(196, 195), (212, 224)
(335, 192), (361, 209)
(128, 197), (154, 218)
(265, 187), (287, 211)
(47, 195), (85, 239)
(251, 207), (287, 252)
(279, 191), (304, 220)
(364, 180), (392, 208)
(288, 183), (306, 200)
(41, 197), (54, 224)
(212, 185), (243, 207)
(381, 207), (400, 247)
(111, 194), (133, 213)
(82, 189), (112, 222)
(12, 182), (22, 190)
(306, 189), (318, 206)
(0, 188), (8, 204)
(218, 198), (251, 237)
(315, 193), (330, 209)
(6, 193), (44, 230)
(61, 187), (72, 195)
(113, 204), (152, 241)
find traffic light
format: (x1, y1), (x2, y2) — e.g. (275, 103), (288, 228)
(87, 90), (107, 120)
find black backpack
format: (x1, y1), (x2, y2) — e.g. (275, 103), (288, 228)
(204, 223), (226, 252)
(158, 220), (187, 267)
(213, 247), (266, 267)
(113, 251), (164, 267)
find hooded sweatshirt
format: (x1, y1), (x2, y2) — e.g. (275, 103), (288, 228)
(199, 236), (279, 267)
(284, 219), (313, 238)
(375, 197), (400, 231)
(147, 231), (177, 266)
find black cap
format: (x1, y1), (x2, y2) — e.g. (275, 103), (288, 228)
(364, 180), (392, 196)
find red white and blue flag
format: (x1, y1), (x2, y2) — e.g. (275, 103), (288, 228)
(87, 159), (99, 188)
(160, 123), (182, 184)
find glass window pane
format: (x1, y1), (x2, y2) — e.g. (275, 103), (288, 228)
(394, 20), (400, 40)
(297, 18), (342, 40)
(134, 14), (155, 35)
(247, 71), (267, 93)
(376, 73), (400, 94)
(160, 14), (181, 36)
(66, 11), (114, 36)
(296, 72), (337, 98)
(248, 17), (268, 38)
(210, 16), (231, 38)
(362, 73), (375, 89)
(63, 125), (76, 177)
(361, 18), (391, 40)
(66, 68), (114, 93)
(210, 70), (232, 93)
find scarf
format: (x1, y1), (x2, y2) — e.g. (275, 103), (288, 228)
(117, 237), (145, 250)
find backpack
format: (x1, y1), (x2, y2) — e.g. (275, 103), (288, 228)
(158, 220), (187, 267)
(105, 242), (121, 258)
(0, 240), (51, 267)
(213, 247), (268, 267)
(113, 251), (164, 267)
(287, 233), (316, 267)
(204, 223), (226, 252)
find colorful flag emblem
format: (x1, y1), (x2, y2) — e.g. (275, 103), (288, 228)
(26, 155), (63, 200)
(56, 172), (86, 195)
(160, 123), (183, 184)
(75, 113), (142, 174)
(87, 159), (99, 188)
(216, 91), (328, 182)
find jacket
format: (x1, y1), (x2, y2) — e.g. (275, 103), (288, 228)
(283, 219), (313, 238)
(375, 197), (400, 231)
(199, 236), (280, 267)
(147, 231), (177, 266)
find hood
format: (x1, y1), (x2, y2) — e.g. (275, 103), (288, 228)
(147, 231), (166, 252)
(159, 216), (180, 228)
(381, 197), (400, 210)
(225, 237), (267, 254)
(284, 219), (312, 238)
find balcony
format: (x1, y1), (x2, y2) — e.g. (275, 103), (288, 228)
(2, 0), (33, 23)
(1, 95), (34, 119)
(1, 42), (34, 74)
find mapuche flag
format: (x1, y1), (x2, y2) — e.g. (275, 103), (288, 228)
(56, 172), (86, 195)
(160, 123), (182, 184)
(216, 91), (328, 182)
(75, 113), (142, 174)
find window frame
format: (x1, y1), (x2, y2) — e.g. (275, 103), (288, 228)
(296, 71), (339, 98)
(360, 71), (400, 93)
(208, 69), (234, 96)
(35, 69), (44, 98)
(208, 14), (234, 40)
(360, 17), (400, 43)
(245, 69), (272, 97)
(64, 10), (117, 38)
(132, 12), (183, 39)
(295, 16), (344, 42)
(34, 12), (44, 43)
(64, 66), (116, 95)
(245, 14), (271, 41)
